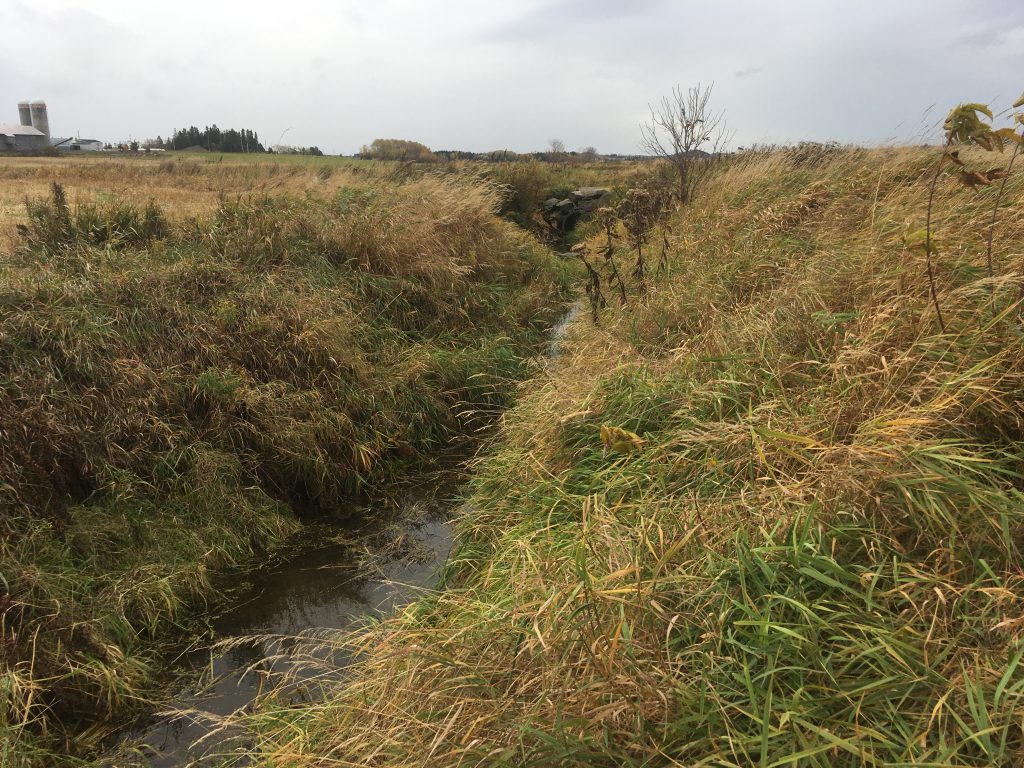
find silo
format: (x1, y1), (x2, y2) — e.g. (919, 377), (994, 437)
(29, 101), (50, 138)
(17, 101), (32, 127)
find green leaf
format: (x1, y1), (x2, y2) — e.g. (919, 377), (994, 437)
(945, 104), (992, 144)
(972, 129), (999, 152)
(963, 102), (995, 119)
(905, 229), (940, 254)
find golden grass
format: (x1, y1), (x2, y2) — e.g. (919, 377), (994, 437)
(225, 144), (1024, 766)
(0, 153), (380, 252)
(0, 164), (574, 763)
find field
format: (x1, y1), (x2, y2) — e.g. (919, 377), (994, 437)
(0, 152), (582, 764)
(222, 144), (1024, 766)
(0, 153), (380, 253)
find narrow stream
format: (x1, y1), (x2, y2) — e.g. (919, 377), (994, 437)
(108, 481), (461, 767)
(102, 303), (581, 768)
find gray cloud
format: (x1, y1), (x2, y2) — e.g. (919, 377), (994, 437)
(1, 0), (1021, 154)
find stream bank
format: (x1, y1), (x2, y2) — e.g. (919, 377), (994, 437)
(98, 301), (581, 767)
(1, 172), (577, 767)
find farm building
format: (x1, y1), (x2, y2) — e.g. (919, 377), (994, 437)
(1, 100), (51, 151)
(0, 122), (49, 151)
(52, 137), (105, 152)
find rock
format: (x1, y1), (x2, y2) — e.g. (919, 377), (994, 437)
(572, 187), (610, 200)
(541, 188), (611, 233)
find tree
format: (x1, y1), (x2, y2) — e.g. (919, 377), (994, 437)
(360, 139), (434, 162)
(640, 83), (729, 203)
(547, 138), (566, 161)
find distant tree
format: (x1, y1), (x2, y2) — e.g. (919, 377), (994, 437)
(640, 83), (730, 203)
(169, 125), (265, 152)
(272, 144), (326, 156)
(129, 140), (139, 152)
(547, 138), (567, 162)
(360, 139), (435, 162)
(221, 129), (243, 152)
(579, 146), (599, 161)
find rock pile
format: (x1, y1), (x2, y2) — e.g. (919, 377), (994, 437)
(541, 187), (610, 232)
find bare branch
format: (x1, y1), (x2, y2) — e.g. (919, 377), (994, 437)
(640, 83), (729, 203)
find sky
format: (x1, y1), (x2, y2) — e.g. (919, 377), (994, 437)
(1, 0), (1022, 155)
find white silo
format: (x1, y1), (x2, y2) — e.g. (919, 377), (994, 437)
(18, 101), (32, 127)
(29, 101), (50, 138)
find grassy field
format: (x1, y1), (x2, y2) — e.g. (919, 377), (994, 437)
(0, 153), (645, 255)
(0, 153), (380, 253)
(227, 144), (1024, 766)
(0, 155), (579, 764)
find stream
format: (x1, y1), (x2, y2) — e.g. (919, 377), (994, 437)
(108, 481), (461, 767)
(102, 302), (580, 767)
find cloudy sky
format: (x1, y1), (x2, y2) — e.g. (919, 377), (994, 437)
(1, 0), (1022, 154)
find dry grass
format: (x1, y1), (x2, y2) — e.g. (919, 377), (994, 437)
(0, 153), (380, 253)
(228, 144), (1024, 766)
(0, 165), (573, 764)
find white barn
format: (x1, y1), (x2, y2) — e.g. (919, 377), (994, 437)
(52, 137), (105, 152)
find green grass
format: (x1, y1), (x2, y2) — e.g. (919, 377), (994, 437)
(0, 173), (575, 762)
(225, 145), (1024, 766)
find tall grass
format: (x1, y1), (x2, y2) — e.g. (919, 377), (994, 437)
(0, 171), (573, 761)
(229, 145), (1024, 766)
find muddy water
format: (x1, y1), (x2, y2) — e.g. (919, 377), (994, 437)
(106, 303), (581, 767)
(110, 485), (459, 767)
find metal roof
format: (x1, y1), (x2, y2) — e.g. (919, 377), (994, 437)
(52, 137), (103, 146)
(0, 123), (45, 137)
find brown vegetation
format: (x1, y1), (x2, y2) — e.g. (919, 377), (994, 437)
(227, 144), (1024, 766)
(0, 164), (572, 763)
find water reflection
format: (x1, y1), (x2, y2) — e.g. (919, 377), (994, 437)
(109, 498), (454, 767)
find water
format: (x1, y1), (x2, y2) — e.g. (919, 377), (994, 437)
(109, 489), (458, 767)
(103, 303), (579, 767)
(545, 303), (578, 360)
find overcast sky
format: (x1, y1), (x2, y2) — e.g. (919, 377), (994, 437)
(1, 0), (1022, 154)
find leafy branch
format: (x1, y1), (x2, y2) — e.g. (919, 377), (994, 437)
(911, 100), (1020, 331)
(984, 92), (1024, 296)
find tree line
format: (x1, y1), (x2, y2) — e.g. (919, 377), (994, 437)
(154, 126), (268, 152)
